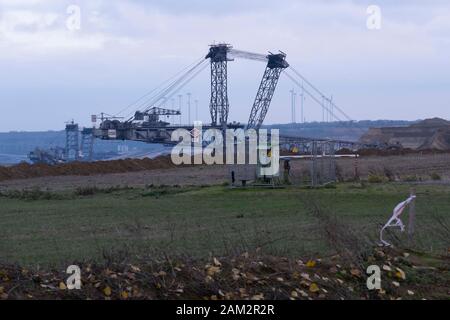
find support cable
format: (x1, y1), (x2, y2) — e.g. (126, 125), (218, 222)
(114, 57), (205, 118)
(288, 66), (352, 121)
(124, 59), (207, 121)
(139, 59), (207, 114)
(155, 62), (209, 109)
(284, 70), (366, 140)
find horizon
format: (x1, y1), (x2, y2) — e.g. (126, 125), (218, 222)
(0, 118), (439, 134)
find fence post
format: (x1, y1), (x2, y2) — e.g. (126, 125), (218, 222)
(354, 154), (359, 181)
(407, 188), (416, 245)
(311, 141), (317, 187)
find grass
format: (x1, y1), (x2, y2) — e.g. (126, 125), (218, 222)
(0, 183), (449, 267)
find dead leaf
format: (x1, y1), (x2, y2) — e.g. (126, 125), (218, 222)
(329, 267), (338, 273)
(395, 268), (406, 280)
(300, 280), (311, 287)
(59, 282), (67, 290)
(375, 250), (385, 257)
(297, 290), (309, 297)
(306, 260), (316, 268)
(251, 293), (264, 300)
(130, 265), (141, 272)
(350, 269), (361, 277)
(213, 257), (222, 267)
(301, 273), (311, 281)
(206, 266), (221, 276)
(239, 288), (249, 298)
(103, 286), (112, 296)
(309, 283), (319, 293)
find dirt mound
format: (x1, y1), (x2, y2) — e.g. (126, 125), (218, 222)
(0, 156), (176, 182)
(420, 128), (450, 150)
(357, 148), (450, 157)
(360, 118), (450, 151)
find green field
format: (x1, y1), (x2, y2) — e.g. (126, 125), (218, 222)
(1, 183), (449, 266)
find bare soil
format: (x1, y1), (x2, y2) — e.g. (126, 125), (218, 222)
(1, 153), (450, 191)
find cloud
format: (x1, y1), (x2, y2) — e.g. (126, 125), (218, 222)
(0, 1), (136, 55)
(0, 0), (448, 131)
(1, 0), (448, 62)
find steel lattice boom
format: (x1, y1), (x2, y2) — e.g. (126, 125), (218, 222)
(206, 44), (232, 126)
(247, 53), (289, 130)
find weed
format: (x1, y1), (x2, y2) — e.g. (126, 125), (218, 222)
(368, 174), (384, 183)
(430, 172), (441, 181)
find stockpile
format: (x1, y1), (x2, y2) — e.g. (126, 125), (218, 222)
(0, 156), (176, 182)
(425, 129), (450, 150)
(360, 118), (450, 151)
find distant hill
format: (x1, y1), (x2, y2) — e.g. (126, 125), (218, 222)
(0, 131), (65, 155)
(265, 120), (418, 142)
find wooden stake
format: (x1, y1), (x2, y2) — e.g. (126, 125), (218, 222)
(408, 188), (416, 244)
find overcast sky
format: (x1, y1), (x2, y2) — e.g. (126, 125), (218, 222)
(0, 0), (449, 131)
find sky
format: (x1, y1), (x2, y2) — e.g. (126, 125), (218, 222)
(0, 0), (449, 131)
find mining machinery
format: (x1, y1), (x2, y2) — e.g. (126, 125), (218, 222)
(94, 44), (289, 144)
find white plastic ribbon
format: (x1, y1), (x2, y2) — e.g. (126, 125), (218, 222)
(379, 195), (416, 246)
